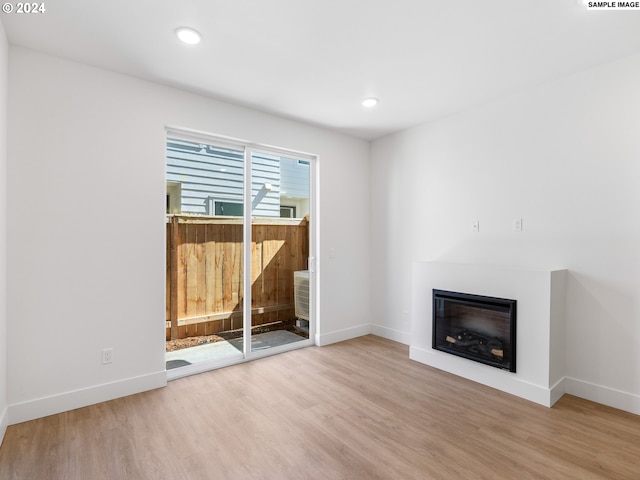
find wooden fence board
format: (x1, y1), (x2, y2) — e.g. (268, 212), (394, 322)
(204, 224), (215, 315)
(169, 216), (179, 341)
(214, 225), (224, 315)
(185, 224), (199, 319)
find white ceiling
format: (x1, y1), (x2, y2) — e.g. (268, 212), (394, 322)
(3, 0), (640, 140)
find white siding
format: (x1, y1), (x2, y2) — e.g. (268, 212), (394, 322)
(166, 139), (280, 217)
(280, 157), (310, 217)
(280, 158), (309, 199)
(250, 152), (280, 217)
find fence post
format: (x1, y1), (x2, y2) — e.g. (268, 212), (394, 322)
(170, 215), (179, 341)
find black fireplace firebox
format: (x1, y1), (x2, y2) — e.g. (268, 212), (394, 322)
(432, 289), (516, 372)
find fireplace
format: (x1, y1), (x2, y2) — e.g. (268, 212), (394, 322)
(432, 289), (516, 372)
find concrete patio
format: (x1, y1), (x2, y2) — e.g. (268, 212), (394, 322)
(165, 330), (305, 369)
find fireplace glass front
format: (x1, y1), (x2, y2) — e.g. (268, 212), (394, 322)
(432, 289), (516, 372)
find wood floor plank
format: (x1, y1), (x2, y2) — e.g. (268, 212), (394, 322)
(1, 335), (640, 479)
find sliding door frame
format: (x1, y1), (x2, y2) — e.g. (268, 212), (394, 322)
(166, 126), (317, 379)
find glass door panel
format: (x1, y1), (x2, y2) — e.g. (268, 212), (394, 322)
(165, 137), (245, 371)
(249, 151), (311, 353)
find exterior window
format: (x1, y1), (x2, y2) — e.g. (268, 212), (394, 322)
(166, 182), (182, 214)
(280, 206), (296, 218)
(215, 201), (243, 216)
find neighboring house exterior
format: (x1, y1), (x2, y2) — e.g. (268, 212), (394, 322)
(279, 158), (311, 218)
(166, 138), (310, 218)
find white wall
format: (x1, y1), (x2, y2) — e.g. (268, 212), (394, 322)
(371, 53), (640, 414)
(0, 18), (8, 443)
(7, 47), (370, 423)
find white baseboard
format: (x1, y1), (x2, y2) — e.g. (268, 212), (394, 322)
(0, 405), (8, 447)
(564, 377), (640, 416)
(549, 377), (566, 407)
(370, 324), (411, 345)
(409, 345), (557, 407)
(408, 345), (640, 415)
(316, 323), (371, 346)
(9, 371), (167, 425)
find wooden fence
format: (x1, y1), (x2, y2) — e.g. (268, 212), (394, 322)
(166, 215), (309, 340)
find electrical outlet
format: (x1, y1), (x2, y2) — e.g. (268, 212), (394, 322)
(102, 348), (113, 364)
(513, 218), (523, 232)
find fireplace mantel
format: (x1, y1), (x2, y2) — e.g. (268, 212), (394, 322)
(410, 262), (567, 407)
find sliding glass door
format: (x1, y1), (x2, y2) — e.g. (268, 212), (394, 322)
(165, 130), (315, 377)
(249, 150), (311, 354)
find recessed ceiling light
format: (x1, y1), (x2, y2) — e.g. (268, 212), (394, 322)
(362, 97), (379, 108)
(176, 27), (201, 45)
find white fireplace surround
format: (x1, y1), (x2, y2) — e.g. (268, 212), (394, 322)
(410, 262), (567, 407)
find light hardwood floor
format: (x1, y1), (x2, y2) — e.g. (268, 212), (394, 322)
(1, 335), (639, 479)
